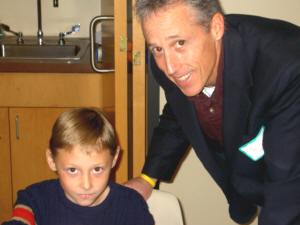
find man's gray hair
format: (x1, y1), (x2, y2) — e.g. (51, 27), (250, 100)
(135, 0), (223, 28)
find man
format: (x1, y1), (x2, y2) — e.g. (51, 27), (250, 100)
(125, 0), (300, 224)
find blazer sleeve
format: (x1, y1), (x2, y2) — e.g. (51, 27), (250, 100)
(259, 72), (300, 225)
(142, 51), (190, 181)
(142, 102), (190, 181)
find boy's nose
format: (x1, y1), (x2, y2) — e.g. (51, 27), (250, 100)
(82, 174), (92, 190)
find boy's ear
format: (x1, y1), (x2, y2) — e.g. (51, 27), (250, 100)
(112, 146), (120, 168)
(46, 149), (57, 171)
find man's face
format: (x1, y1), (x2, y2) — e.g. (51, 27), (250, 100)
(142, 3), (224, 96)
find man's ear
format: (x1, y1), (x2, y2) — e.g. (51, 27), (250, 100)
(46, 149), (57, 171)
(210, 12), (225, 41)
(112, 146), (120, 168)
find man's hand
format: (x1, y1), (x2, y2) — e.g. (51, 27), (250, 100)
(124, 177), (154, 200)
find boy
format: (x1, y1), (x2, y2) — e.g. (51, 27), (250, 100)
(2, 108), (154, 225)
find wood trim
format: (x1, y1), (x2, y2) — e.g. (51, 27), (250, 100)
(114, 0), (128, 182)
(132, 0), (147, 177)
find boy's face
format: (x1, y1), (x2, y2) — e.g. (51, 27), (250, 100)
(46, 145), (119, 207)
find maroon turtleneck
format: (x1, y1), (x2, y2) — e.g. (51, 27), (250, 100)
(189, 46), (224, 145)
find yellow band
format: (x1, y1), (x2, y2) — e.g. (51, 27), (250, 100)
(140, 174), (156, 187)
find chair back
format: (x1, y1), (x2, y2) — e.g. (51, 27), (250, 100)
(147, 189), (184, 225)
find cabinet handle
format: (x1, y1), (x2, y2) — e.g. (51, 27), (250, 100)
(90, 15), (115, 73)
(15, 115), (20, 139)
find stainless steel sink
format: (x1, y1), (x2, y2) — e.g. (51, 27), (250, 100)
(1, 44), (81, 60)
(0, 37), (89, 61)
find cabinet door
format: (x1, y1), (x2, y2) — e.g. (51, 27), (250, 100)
(0, 108), (12, 222)
(9, 108), (69, 202)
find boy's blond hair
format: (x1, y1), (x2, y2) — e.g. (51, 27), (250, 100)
(49, 108), (117, 157)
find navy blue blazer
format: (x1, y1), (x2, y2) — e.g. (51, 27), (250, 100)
(142, 14), (300, 225)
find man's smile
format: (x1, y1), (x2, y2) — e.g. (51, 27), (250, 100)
(175, 71), (192, 82)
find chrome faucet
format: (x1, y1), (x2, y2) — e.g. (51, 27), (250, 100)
(58, 24), (80, 45)
(36, 0), (59, 45)
(0, 23), (24, 44)
(37, 0), (43, 45)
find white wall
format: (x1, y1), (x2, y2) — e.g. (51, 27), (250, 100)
(159, 1), (300, 225)
(0, 0), (101, 37)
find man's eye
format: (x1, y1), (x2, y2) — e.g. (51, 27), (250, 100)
(67, 168), (78, 174)
(93, 167), (103, 174)
(176, 40), (185, 47)
(151, 46), (163, 55)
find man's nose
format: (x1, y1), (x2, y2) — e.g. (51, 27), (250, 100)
(164, 51), (179, 75)
(82, 173), (92, 190)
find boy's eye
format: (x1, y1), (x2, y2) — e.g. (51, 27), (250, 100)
(67, 168), (78, 174)
(93, 167), (104, 174)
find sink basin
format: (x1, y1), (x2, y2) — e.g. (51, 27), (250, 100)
(1, 44), (80, 59)
(0, 37), (89, 61)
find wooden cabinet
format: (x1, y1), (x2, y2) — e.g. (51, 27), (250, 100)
(0, 108), (12, 222)
(9, 108), (69, 202)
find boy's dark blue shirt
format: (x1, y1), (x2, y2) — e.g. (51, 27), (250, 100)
(2, 179), (154, 225)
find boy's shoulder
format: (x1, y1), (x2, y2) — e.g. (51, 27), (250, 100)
(110, 182), (145, 201)
(26, 178), (58, 189)
(20, 179), (59, 196)
(109, 182), (153, 222)
(13, 179), (60, 215)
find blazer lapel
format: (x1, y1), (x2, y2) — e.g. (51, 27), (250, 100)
(223, 27), (253, 159)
